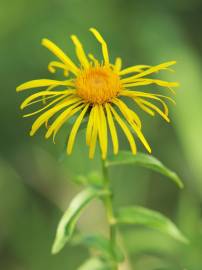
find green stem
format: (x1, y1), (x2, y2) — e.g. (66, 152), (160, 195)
(101, 159), (118, 270)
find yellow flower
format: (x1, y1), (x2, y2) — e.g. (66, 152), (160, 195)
(16, 28), (178, 159)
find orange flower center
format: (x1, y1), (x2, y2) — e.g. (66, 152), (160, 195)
(75, 67), (122, 104)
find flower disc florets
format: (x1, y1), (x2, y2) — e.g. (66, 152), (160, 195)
(75, 66), (122, 104)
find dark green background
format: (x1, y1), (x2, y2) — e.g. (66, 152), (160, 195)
(1, 0), (202, 269)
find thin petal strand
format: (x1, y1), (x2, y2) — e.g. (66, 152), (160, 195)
(120, 65), (150, 76)
(42, 38), (79, 75)
(89, 28), (109, 65)
(120, 90), (170, 116)
(114, 57), (122, 73)
(112, 99), (151, 153)
(48, 61), (69, 76)
(17, 79), (72, 92)
(112, 98), (142, 129)
(67, 104), (90, 154)
(89, 105), (99, 159)
(136, 98), (170, 122)
(121, 90), (176, 105)
(124, 61), (176, 80)
(52, 103), (86, 142)
(88, 54), (99, 66)
(129, 122), (151, 153)
(20, 90), (75, 109)
(98, 105), (108, 159)
(23, 95), (68, 118)
(123, 78), (179, 88)
(71, 35), (90, 68)
(110, 105), (137, 154)
(45, 102), (84, 139)
(105, 104), (118, 154)
(134, 99), (155, 116)
(86, 106), (95, 145)
(30, 97), (81, 136)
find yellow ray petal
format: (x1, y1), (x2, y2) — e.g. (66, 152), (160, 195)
(23, 95), (69, 117)
(94, 105), (102, 155)
(41, 83), (74, 105)
(129, 121), (151, 153)
(122, 74), (179, 87)
(119, 65), (150, 76)
(120, 65), (174, 76)
(121, 90), (176, 105)
(124, 61), (176, 80)
(137, 98), (170, 122)
(42, 97), (82, 131)
(112, 98), (141, 129)
(71, 35), (90, 68)
(125, 90), (173, 118)
(48, 61), (69, 76)
(121, 80), (153, 87)
(20, 90), (75, 109)
(110, 106), (136, 154)
(105, 103), (118, 155)
(134, 99), (155, 116)
(114, 57), (122, 73)
(89, 28), (109, 65)
(67, 104), (89, 155)
(154, 94), (176, 105)
(42, 85), (60, 106)
(140, 95), (169, 115)
(45, 102), (85, 140)
(30, 97), (81, 136)
(98, 105), (108, 159)
(88, 54), (99, 66)
(111, 99), (151, 153)
(42, 38), (79, 75)
(53, 103), (85, 141)
(120, 90), (169, 116)
(23, 92), (62, 108)
(146, 79), (179, 88)
(86, 106), (95, 145)
(41, 84), (75, 105)
(17, 79), (74, 92)
(89, 105), (99, 159)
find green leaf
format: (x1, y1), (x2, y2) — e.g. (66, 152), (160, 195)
(106, 151), (183, 188)
(75, 171), (103, 187)
(52, 187), (109, 254)
(75, 234), (124, 263)
(78, 257), (110, 270)
(116, 206), (188, 244)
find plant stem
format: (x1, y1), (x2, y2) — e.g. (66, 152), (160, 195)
(101, 159), (118, 270)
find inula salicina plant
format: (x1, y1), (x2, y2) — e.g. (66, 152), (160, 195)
(17, 28), (188, 269)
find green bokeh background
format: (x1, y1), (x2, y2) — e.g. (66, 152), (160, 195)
(1, 0), (202, 269)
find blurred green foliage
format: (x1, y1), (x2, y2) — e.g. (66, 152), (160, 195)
(0, 0), (202, 269)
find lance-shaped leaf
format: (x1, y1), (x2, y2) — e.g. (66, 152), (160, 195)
(74, 234), (124, 263)
(52, 187), (109, 254)
(105, 151), (183, 188)
(116, 206), (188, 243)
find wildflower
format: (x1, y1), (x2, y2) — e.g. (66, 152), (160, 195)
(16, 28), (178, 159)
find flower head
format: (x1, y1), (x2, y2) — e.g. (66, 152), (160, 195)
(17, 28), (178, 159)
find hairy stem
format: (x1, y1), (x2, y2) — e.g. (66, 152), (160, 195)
(101, 159), (118, 270)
